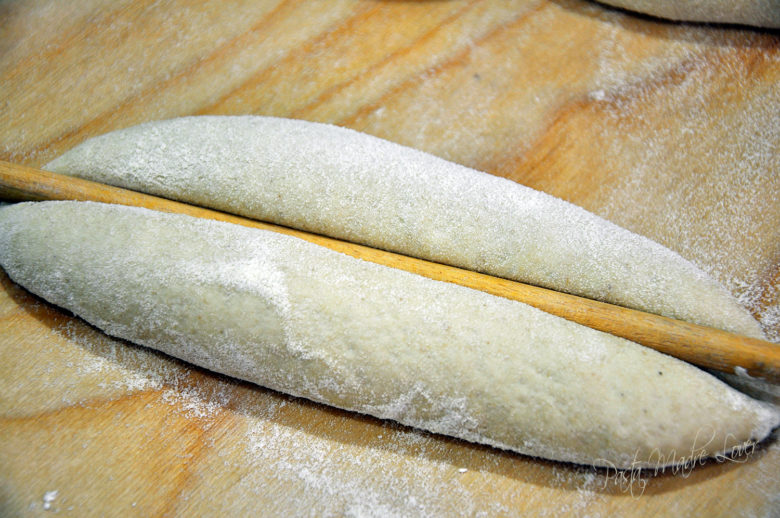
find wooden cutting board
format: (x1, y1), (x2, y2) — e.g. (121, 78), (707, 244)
(1, 1), (778, 516)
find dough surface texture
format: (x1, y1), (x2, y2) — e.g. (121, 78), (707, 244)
(46, 116), (763, 338)
(0, 201), (776, 469)
(597, 0), (780, 28)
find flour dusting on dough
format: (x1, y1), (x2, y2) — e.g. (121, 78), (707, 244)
(45, 116), (765, 339)
(0, 201), (776, 472)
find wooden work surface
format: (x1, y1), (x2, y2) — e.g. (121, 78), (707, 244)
(0, 1), (778, 516)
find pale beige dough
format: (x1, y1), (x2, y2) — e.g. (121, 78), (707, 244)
(0, 201), (777, 469)
(597, 0), (780, 28)
(45, 116), (764, 339)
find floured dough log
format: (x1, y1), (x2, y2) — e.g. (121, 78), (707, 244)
(596, 0), (780, 28)
(46, 116), (763, 338)
(0, 201), (777, 469)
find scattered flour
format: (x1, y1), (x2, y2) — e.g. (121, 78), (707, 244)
(588, 37), (780, 342)
(42, 490), (58, 511)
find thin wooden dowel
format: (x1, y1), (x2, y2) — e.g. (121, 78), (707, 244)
(1, 159), (778, 382)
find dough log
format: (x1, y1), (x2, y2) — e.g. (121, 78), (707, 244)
(596, 0), (780, 28)
(0, 201), (776, 469)
(45, 116), (764, 339)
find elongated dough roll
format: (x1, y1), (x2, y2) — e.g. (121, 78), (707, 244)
(45, 116), (764, 339)
(595, 0), (780, 29)
(0, 201), (776, 468)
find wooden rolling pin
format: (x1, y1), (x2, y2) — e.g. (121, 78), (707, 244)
(1, 159), (778, 382)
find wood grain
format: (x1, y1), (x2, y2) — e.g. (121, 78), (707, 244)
(0, 1), (778, 516)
